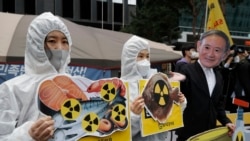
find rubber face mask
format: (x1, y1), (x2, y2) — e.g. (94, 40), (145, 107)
(45, 49), (69, 71)
(136, 59), (151, 77)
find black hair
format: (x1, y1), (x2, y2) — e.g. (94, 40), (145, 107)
(181, 45), (195, 56)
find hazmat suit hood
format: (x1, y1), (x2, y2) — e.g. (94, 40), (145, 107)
(25, 12), (72, 75)
(121, 35), (156, 82)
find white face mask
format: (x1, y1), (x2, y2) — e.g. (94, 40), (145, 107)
(234, 56), (240, 63)
(45, 49), (69, 71)
(190, 51), (199, 59)
(136, 59), (151, 77)
(224, 63), (230, 68)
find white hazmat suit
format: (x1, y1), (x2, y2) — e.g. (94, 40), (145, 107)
(121, 35), (187, 141)
(0, 12), (72, 140)
(120, 35), (168, 141)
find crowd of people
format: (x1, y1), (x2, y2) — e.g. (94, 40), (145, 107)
(2, 11), (250, 141)
(219, 45), (250, 112)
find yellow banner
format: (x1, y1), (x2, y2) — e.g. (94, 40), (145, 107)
(206, 0), (233, 46)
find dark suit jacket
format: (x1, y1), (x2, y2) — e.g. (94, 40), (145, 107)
(235, 58), (250, 112)
(176, 61), (231, 140)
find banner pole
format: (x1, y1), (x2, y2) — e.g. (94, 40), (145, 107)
(204, 0), (209, 32)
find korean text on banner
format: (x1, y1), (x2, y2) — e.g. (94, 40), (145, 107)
(206, 0), (233, 46)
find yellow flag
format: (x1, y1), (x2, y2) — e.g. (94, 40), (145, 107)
(206, 0), (233, 46)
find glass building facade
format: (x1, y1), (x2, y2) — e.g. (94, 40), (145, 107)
(0, 0), (135, 31)
(0, 0), (249, 45)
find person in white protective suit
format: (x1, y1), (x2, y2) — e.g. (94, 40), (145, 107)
(0, 12), (72, 141)
(120, 35), (187, 141)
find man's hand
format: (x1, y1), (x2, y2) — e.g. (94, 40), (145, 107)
(226, 123), (235, 137)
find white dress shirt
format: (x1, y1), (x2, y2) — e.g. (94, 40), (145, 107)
(198, 60), (215, 96)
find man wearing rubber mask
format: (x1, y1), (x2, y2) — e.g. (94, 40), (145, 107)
(0, 12), (72, 140)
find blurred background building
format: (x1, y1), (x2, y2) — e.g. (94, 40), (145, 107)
(0, 0), (250, 46)
(179, 0), (250, 46)
(0, 0), (136, 31)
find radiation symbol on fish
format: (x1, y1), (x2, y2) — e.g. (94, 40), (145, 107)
(60, 99), (81, 120)
(111, 104), (126, 122)
(153, 80), (169, 106)
(235, 131), (244, 141)
(82, 112), (99, 132)
(100, 82), (116, 102)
